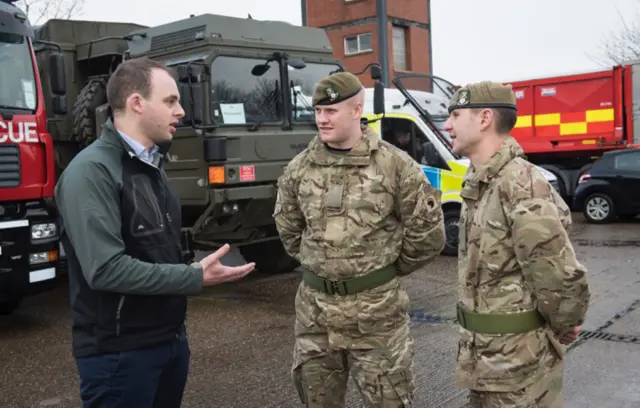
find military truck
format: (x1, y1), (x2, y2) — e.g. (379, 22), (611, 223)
(33, 14), (386, 274)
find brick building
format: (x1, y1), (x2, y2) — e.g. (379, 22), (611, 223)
(301, 0), (433, 88)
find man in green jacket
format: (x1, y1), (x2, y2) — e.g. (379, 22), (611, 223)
(55, 57), (255, 408)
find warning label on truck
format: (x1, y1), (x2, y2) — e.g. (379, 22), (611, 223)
(239, 165), (256, 182)
(541, 87), (556, 96)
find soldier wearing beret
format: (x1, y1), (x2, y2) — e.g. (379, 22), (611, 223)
(442, 81), (591, 407)
(273, 71), (446, 407)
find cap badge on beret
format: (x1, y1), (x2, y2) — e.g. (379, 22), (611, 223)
(325, 87), (339, 101)
(457, 89), (469, 106)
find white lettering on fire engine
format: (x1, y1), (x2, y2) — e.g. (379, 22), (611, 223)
(0, 121), (38, 143)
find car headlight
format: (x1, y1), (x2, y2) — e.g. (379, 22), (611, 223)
(31, 223), (57, 240)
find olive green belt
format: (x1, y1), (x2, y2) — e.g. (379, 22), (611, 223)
(302, 265), (397, 296)
(456, 302), (545, 334)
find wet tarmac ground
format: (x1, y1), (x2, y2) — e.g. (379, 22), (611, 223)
(1, 213), (639, 408)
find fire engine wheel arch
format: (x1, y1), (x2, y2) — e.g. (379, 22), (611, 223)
(72, 79), (108, 148)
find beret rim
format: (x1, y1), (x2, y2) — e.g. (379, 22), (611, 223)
(448, 102), (517, 113)
(312, 86), (363, 107)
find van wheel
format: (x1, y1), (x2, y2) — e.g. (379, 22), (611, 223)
(442, 208), (460, 257)
(583, 193), (615, 224)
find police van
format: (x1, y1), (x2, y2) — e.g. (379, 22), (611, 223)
(360, 73), (559, 256)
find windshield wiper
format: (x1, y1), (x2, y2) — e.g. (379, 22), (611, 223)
(0, 104), (32, 112)
(291, 86), (314, 121)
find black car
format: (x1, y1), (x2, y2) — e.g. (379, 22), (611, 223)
(573, 148), (640, 223)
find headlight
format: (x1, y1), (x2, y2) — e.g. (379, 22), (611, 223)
(29, 250), (57, 265)
(30, 252), (49, 264)
(31, 223), (57, 240)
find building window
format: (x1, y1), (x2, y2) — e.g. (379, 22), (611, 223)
(392, 25), (408, 70)
(344, 32), (373, 55)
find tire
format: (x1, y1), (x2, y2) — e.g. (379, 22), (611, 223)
(442, 208), (460, 257)
(72, 79), (108, 148)
(239, 240), (300, 274)
(582, 192), (615, 224)
(0, 299), (22, 315)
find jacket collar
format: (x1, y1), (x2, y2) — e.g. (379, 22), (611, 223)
(100, 118), (166, 168)
(461, 136), (525, 200)
(307, 124), (380, 167)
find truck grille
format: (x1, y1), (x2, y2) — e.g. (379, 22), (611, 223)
(0, 144), (20, 188)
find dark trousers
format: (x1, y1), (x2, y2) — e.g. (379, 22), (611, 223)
(75, 326), (190, 408)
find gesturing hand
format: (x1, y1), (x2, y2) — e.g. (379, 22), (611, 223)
(199, 244), (256, 286)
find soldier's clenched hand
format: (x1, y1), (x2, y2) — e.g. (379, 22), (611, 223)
(199, 244), (255, 286)
(558, 325), (581, 345)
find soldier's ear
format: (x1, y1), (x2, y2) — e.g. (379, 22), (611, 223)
(478, 108), (493, 131)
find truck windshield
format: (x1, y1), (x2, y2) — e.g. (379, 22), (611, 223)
(288, 62), (340, 121)
(210, 56), (340, 125)
(0, 33), (36, 112)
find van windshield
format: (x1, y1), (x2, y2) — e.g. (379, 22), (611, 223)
(393, 72), (460, 159)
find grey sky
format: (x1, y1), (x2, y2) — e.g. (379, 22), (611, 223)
(67, 0), (640, 85)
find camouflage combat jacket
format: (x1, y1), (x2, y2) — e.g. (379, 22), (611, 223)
(274, 125), (445, 348)
(456, 136), (590, 392)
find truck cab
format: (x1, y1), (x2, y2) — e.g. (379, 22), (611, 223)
(0, 0), (67, 314)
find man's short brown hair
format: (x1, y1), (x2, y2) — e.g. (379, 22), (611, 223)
(491, 107), (518, 134)
(472, 107), (518, 134)
(106, 57), (177, 113)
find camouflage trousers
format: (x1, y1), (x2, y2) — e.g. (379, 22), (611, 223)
(291, 324), (415, 407)
(466, 360), (564, 408)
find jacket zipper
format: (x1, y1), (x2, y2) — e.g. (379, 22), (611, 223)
(116, 295), (125, 336)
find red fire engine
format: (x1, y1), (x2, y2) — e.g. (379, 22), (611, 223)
(0, 0), (67, 314)
(504, 62), (640, 201)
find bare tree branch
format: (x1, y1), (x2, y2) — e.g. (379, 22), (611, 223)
(14, 0), (85, 25)
(588, 0), (640, 68)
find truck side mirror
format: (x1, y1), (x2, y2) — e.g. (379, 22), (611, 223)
(48, 52), (66, 96)
(370, 65), (381, 80)
(373, 82), (385, 115)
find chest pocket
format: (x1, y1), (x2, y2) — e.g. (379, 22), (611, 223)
(128, 173), (165, 238)
(345, 170), (394, 223)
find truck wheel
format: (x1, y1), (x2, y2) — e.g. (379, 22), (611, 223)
(0, 299), (22, 315)
(583, 192), (615, 224)
(239, 240), (300, 274)
(442, 208), (460, 257)
(73, 79), (108, 148)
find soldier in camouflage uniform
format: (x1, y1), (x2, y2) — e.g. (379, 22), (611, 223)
(442, 81), (591, 408)
(273, 72), (446, 407)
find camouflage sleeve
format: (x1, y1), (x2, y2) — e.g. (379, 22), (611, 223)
(394, 159), (446, 275)
(505, 165), (591, 336)
(273, 161), (306, 260)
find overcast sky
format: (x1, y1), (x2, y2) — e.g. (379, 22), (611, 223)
(28, 0), (640, 85)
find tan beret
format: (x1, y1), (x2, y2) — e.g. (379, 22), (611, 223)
(448, 81), (517, 113)
(312, 72), (364, 106)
